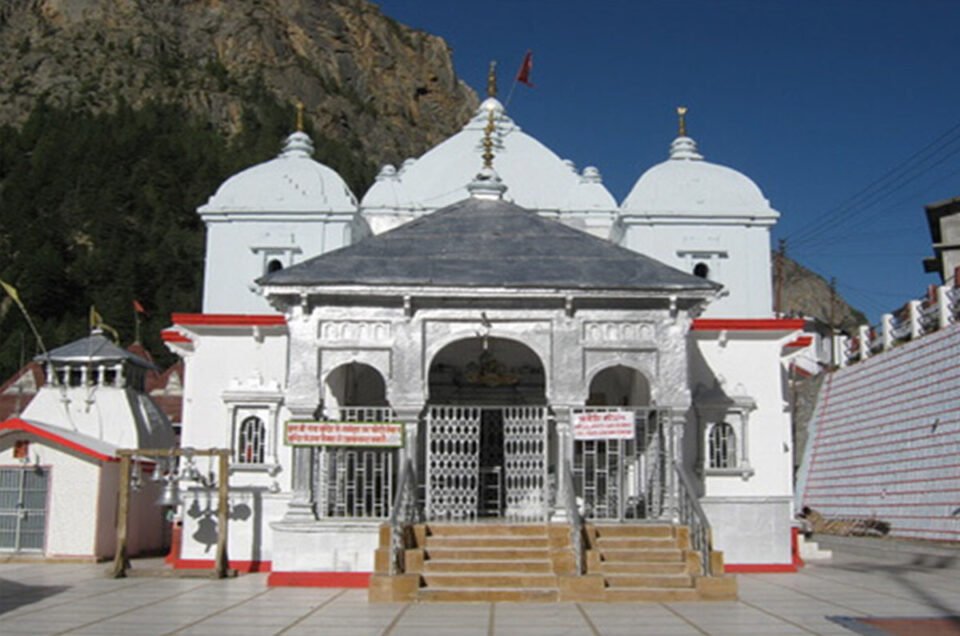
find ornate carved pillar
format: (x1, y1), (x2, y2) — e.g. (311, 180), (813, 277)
(282, 404), (317, 522)
(552, 405), (573, 520)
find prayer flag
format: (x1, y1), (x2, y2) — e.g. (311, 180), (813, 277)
(516, 51), (534, 87)
(0, 278), (21, 307)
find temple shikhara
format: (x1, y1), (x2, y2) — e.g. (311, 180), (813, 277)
(157, 73), (804, 599)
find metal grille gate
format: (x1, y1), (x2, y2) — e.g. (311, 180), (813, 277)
(315, 407), (396, 519)
(572, 408), (670, 521)
(0, 467), (48, 551)
(426, 405), (547, 522)
(503, 406), (548, 521)
(426, 406), (481, 521)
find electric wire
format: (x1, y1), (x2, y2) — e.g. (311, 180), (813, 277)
(787, 118), (960, 248)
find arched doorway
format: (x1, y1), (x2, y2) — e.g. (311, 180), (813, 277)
(576, 365), (665, 521)
(587, 364), (651, 407)
(324, 361), (388, 412)
(425, 337), (548, 521)
(317, 362), (395, 519)
(428, 336), (545, 405)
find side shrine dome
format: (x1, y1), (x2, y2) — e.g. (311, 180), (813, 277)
(621, 134), (779, 222)
(360, 98), (616, 230)
(198, 131), (358, 216)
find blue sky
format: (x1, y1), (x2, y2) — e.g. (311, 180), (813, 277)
(376, 0), (960, 322)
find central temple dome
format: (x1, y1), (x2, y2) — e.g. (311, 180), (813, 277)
(360, 98), (616, 234)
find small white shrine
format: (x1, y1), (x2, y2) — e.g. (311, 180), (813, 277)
(0, 332), (175, 559)
(164, 75), (806, 586)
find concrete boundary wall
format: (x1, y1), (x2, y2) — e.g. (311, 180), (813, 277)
(796, 323), (960, 542)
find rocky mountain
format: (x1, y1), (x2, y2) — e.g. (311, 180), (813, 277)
(0, 0), (864, 382)
(777, 254), (865, 331)
(0, 0), (480, 379)
(0, 0), (478, 168)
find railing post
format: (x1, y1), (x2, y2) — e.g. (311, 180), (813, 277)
(909, 300), (923, 339)
(938, 285), (951, 329)
(668, 409), (685, 523)
(836, 334), (848, 368)
(393, 405), (422, 479)
(881, 313), (894, 350)
(858, 325), (871, 359)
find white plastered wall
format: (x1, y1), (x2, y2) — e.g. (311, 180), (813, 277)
(177, 329), (292, 564)
(689, 333), (794, 565)
(202, 218), (353, 314)
(620, 223), (774, 319)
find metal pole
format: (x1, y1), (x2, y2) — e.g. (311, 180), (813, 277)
(215, 450), (229, 578)
(111, 452), (131, 578)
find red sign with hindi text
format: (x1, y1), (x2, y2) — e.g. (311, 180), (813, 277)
(285, 421), (404, 447)
(572, 410), (635, 440)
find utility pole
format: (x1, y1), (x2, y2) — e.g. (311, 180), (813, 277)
(829, 276), (838, 368)
(775, 239), (786, 317)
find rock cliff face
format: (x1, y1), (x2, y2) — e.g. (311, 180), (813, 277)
(0, 0), (478, 167)
(776, 254), (865, 331)
(0, 0), (864, 369)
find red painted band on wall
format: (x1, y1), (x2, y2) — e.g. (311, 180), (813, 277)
(171, 558), (271, 573)
(692, 318), (805, 332)
(171, 313), (286, 327)
(267, 571), (371, 588)
(725, 563), (798, 573)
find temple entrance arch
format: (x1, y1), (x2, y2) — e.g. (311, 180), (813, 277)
(587, 364), (651, 407)
(576, 364), (667, 521)
(425, 337), (549, 522)
(318, 362), (395, 519)
(324, 361), (388, 411)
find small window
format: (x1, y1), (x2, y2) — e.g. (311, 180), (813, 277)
(693, 262), (710, 279)
(708, 422), (736, 469)
(236, 415), (266, 464)
(266, 259), (284, 274)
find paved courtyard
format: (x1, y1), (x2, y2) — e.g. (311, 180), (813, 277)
(2, 543), (959, 635)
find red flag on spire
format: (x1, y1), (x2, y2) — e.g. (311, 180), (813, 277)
(516, 51), (534, 87)
(133, 299), (147, 315)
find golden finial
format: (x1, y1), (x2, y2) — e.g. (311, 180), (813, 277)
(482, 108), (495, 169)
(677, 106), (688, 137)
(295, 100), (305, 132)
(487, 60), (497, 98)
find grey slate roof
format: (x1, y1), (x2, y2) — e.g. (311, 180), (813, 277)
(35, 333), (157, 370)
(260, 197), (720, 293)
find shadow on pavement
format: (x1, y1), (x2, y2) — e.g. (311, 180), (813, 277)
(0, 577), (70, 615)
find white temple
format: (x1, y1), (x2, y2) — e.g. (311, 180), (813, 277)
(163, 78), (807, 593)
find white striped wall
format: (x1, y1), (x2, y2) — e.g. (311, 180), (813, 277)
(797, 323), (960, 542)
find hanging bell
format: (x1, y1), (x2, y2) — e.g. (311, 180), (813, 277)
(129, 459), (143, 492)
(156, 478), (182, 508)
(150, 458), (167, 483)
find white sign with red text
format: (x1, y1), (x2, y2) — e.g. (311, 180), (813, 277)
(285, 421), (404, 447)
(572, 410), (635, 441)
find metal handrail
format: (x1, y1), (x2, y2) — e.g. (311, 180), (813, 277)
(672, 460), (712, 577)
(561, 459), (585, 575)
(387, 458), (420, 575)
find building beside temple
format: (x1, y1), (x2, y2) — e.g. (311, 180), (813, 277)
(163, 82), (807, 590)
(0, 333), (175, 559)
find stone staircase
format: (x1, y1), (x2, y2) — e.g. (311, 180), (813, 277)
(587, 523), (724, 601)
(417, 524), (558, 602)
(369, 522), (736, 602)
